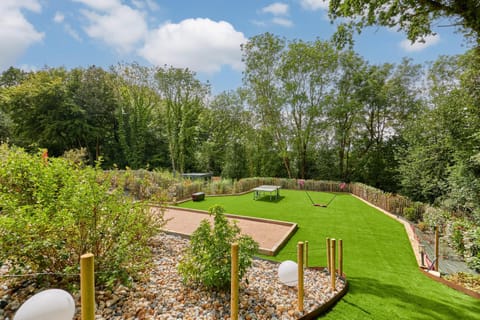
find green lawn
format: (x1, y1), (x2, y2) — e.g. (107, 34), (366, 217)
(178, 189), (480, 319)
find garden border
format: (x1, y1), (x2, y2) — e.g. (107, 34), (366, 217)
(299, 268), (349, 320)
(352, 194), (480, 300)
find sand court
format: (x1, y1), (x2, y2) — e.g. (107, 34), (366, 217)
(157, 207), (298, 255)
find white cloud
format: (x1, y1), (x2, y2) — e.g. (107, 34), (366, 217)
(400, 34), (440, 52)
(300, 0), (330, 11)
(73, 0), (120, 11)
(0, 0), (44, 70)
(54, 12), (65, 23)
(262, 3), (289, 16)
(139, 18), (247, 73)
(132, 0), (160, 11)
(1, 0), (41, 12)
(251, 20), (267, 27)
(145, 0), (160, 11)
(272, 17), (293, 27)
(77, 1), (148, 53)
(53, 11), (82, 41)
(65, 24), (82, 42)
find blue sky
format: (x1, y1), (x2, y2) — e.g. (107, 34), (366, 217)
(1, 0), (471, 93)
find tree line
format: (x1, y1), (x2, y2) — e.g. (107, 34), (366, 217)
(1, 35), (479, 219)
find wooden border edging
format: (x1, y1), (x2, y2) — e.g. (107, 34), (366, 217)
(421, 269), (480, 299)
(160, 206), (298, 256)
(298, 267), (349, 320)
(352, 194), (480, 300)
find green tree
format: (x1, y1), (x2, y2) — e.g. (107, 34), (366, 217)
(0, 67), (28, 87)
(242, 33), (292, 178)
(1, 68), (86, 155)
(197, 90), (251, 178)
(328, 0), (480, 46)
(328, 50), (366, 180)
(397, 55), (465, 202)
(67, 66), (119, 165)
(113, 64), (167, 169)
(278, 39), (338, 178)
(155, 67), (209, 174)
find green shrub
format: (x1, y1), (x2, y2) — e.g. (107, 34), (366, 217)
(0, 144), (164, 287)
(464, 227), (480, 272)
(403, 207), (416, 222)
(178, 204), (259, 289)
(403, 206), (420, 222)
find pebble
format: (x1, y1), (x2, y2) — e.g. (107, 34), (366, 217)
(0, 233), (345, 320)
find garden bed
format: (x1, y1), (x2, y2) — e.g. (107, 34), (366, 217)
(0, 233), (347, 319)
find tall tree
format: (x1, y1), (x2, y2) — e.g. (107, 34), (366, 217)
(328, 50), (366, 181)
(67, 66), (118, 165)
(0, 67), (28, 87)
(197, 90), (250, 178)
(1, 68), (86, 155)
(278, 40), (338, 178)
(242, 33), (292, 178)
(397, 54), (469, 202)
(155, 67), (209, 174)
(353, 59), (424, 190)
(112, 63), (167, 169)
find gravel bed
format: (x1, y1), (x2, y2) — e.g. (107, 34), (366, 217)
(1, 233), (345, 320)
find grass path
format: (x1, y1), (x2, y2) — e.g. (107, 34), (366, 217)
(178, 190), (479, 319)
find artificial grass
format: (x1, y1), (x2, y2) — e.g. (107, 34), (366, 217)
(178, 189), (480, 319)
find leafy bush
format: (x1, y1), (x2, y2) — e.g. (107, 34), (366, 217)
(403, 203), (423, 222)
(178, 204), (259, 289)
(464, 227), (480, 272)
(403, 207), (417, 222)
(422, 206), (449, 230)
(0, 144), (164, 287)
(445, 220), (470, 254)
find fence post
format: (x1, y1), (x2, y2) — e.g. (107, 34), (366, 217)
(231, 243), (239, 320)
(326, 238), (331, 273)
(419, 244), (425, 267)
(297, 242), (304, 312)
(80, 253), (95, 320)
(330, 239), (336, 292)
(338, 239), (343, 276)
(434, 227), (439, 272)
(304, 240), (309, 268)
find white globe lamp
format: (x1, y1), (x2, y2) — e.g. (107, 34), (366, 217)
(14, 289), (75, 320)
(278, 260), (298, 286)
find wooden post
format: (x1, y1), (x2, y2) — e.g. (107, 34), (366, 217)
(297, 242), (304, 312)
(330, 239), (336, 292)
(419, 244), (425, 267)
(338, 239), (343, 276)
(80, 253), (95, 320)
(304, 241), (309, 268)
(326, 238), (331, 273)
(434, 227), (439, 272)
(231, 243), (239, 320)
